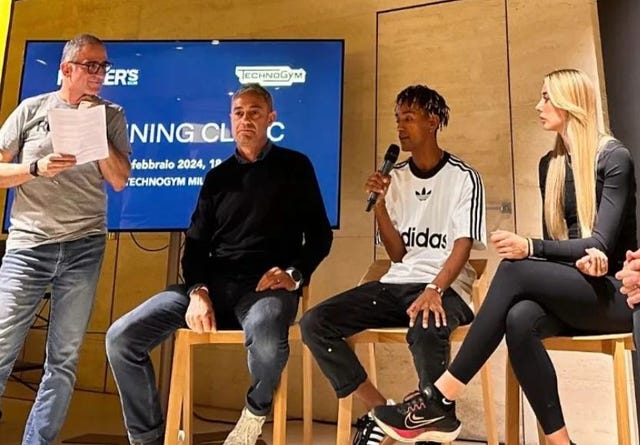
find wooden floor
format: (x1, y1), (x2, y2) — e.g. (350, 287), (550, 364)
(0, 382), (477, 445)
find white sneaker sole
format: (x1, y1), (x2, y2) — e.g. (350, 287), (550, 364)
(371, 415), (462, 443)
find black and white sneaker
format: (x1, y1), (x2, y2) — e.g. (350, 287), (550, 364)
(353, 414), (386, 445)
(371, 385), (461, 443)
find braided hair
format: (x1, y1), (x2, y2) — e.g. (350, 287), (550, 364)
(395, 85), (450, 130)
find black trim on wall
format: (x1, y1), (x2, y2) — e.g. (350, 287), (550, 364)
(598, 0), (640, 433)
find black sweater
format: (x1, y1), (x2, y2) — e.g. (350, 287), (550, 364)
(182, 145), (333, 289)
(534, 140), (637, 271)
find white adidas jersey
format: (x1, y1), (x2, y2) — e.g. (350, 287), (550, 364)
(380, 152), (487, 302)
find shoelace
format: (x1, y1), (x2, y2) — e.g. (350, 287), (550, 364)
(403, 390), (423, 402)
(396, 390), (427, 415)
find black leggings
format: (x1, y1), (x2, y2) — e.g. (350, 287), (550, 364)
(448, 259), (637, 434)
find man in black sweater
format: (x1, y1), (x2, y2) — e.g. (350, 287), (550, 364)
(106, 84), (333, 445)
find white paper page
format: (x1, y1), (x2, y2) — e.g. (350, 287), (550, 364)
(48, 105), (109, 165)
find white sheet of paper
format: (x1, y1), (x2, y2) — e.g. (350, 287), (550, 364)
(48, 105), (109, 165)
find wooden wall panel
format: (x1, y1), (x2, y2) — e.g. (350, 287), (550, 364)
(377, 0), (514, 242)
(508, 0), (607, 238)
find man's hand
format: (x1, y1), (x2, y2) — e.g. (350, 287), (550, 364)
(406, 287), (447, 329)
(185, 287), (216, 333)
(623, 249), (640, 269)
(364, 171), (391, 208)
(491, 230), (529, 259)
(576, 247), (608, 277)
(37, 153), (77, 177)
(256, 267), (295, 292)
(616, 249), (640, 308)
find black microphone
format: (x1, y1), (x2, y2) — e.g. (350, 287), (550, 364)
(366, 144), (400, 212)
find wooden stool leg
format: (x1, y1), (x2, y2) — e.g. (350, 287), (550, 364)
(182, 339), (194, 445)
(480, 362), (498, 445)
(366, 343), (377, 386)
(302, 344), (313, 445)
(272, 363), (289, 445)
(164, 334), (186, 445)
(612, 340), (631, 445)
(335, 340), (360, 445)
(337, 395), (354, 445)
(536, 422), (546, 445)
(505, 358), (521, 445)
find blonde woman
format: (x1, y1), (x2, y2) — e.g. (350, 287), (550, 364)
(371, 69), (636, 445)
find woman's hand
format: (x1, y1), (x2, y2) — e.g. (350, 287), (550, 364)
(490, 230), (529, 259)
(575, 247), (608, 277)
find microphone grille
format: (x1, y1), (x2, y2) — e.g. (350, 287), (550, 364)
(384, 144), (400, 163)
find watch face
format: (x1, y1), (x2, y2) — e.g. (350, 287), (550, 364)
(29, 160), (39, 177)
(288, 268), (302, 282)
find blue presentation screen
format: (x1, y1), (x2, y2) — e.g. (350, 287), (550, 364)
(3, 40), (343, 231)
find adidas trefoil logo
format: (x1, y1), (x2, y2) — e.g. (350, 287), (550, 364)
(415, 187), (432, 202)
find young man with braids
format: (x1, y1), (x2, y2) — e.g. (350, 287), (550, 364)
(300, 84), (486, 445)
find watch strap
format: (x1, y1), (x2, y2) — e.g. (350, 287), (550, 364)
(425, 282), (444, 297)
(29, 159), (39, 177)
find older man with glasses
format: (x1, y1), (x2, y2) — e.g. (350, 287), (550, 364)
(0, 33), (131, 445)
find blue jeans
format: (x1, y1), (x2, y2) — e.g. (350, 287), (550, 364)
(0, 235), (106, 445)
(106, 278), (299, 445)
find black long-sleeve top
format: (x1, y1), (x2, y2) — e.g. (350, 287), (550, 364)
(533, 139), (637, 272)
(182, 144), (333, 290)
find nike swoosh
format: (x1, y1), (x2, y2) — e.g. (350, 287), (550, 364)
(404, 413), (446, 429)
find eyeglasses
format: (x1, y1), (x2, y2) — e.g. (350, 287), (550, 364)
(69, 61), (113, 74)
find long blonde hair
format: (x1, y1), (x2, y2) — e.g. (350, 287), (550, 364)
(543, 69), (611, 239)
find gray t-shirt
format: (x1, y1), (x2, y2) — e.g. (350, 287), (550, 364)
(0, 92), (131, 250)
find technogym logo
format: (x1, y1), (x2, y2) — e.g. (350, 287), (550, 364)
(235, 66), (307, 87)
(401, 227), (447, 249)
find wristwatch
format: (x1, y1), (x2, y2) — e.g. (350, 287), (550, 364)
(285, 267), (303, 291)
(29, 159), (39, 177)
(189, 284), (209, 297)
(425, 282), (444, 297)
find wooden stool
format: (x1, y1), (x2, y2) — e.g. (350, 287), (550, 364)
(335, 259), (499, 445)
(164, 289), (312, 445)
(505, 333), (635, 445)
